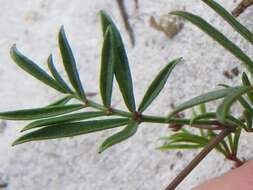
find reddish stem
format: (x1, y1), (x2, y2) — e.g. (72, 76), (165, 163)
(226, 153), (245, 168)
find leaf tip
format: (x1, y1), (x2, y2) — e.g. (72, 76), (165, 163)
(174, 57), (183, 65)
(47, 54), (53, 65)
(156, 146), (165, 151)
(178, 57), (183, 61)
(11, 139), (22, 146)
(48, 54), (53, 60)
(20, 127), (28, 132)
(60, 25), (65, 32)
(10, 44), (17, 51)
(59, 25), (66, 40)
(98, 10), (105, 16)
(98, 10), (109, 19)
(169, 11), (179, 16)
(98, 140), (112, 153)
(98, 145), (106, 154)
(10, 44), (18, 58)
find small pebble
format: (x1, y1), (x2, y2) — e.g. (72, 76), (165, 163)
(169, 163), (175, 170)
(0, 121), (7, 133)
(176, 151), (183, 158)
(149, 15), (184, 38)
(0, 174), (9, 188)
(25, 11), (40, 22)
(231, 67), (239, 76)
(223, 67), (240, 79)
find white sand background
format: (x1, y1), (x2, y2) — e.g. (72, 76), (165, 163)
(0, 0), (253, 189)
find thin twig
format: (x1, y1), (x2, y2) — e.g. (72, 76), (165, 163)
(116, 0), (136, 46)
(232, 0), (253, 17)
(165, 127), (234, 190)
(134, 0), (139, 9)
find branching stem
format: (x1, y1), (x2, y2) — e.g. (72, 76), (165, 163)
(73, 94), (225, 129)
(72, 91), (239, 190)
(70, 92), (227, 129)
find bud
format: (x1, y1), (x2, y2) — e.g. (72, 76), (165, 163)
(168, 113), (185, 131)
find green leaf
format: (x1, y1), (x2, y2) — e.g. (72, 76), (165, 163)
(199, 104), (206, 114)
(99, 10), (136, 112)
(191, 112), (216, 125)
(191, 107), (198, 118)
(47, 95), (73, 106)
(207, 130), (227, 156)
(242, 72), (253, 104)
(218, 84), (253, 117)
(22, 111), (105, 131)
(165, 133), (209, 145)
(99, 10), (112, 36)
(58, 26), (86, 100)
(171, 11), (253, 75)
(0, 104), (84, 120)
(237, 96), (253, 117)
(227, 133), (234, 154)
(168, 87), (236, 117)
(100, 26), (114, 107)
(47, 54), (72, 93)
(158, 144), (203, 150)
(233, 128), (242, 155)
(226, 115), (248, 131)
(219, 138), (230, 154)
(243, 110), (252, 131)
(99, 120), (139, 153)
(138, 58), (182, 112)
(10, 45), (67, 93)
(208, 130), (230, 155)
(214, 145), (227, 157)
(190, 111), (247, 130)
(197, 104), (207, 136)
(13, 118), (129, 146)
(216, 86), (253, 123)
(201, 0), (253, 45)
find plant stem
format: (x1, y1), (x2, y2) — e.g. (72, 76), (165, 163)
(86, 99), (224, 127)
(116, 0), (135, 46)
(142, 115), (214, 125)
(164, 127), (234, 190)
(72, 93), (226, 129)
(71, 92), (240, 189)
(232, 0), (253, 17)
